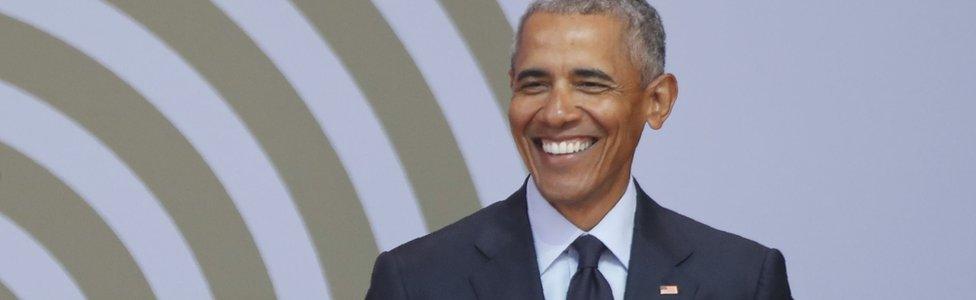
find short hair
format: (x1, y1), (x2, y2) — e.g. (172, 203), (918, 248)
(511, 0), (667, 86)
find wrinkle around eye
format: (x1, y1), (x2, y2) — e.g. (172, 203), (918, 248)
(518, 82), (549, 95)
(576, 82), (612, 94)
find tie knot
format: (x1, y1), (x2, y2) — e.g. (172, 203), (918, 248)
(571, 235), (606, 269)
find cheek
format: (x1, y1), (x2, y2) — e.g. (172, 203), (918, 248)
(583, 99), (630, 135)
(508, 99), (539, 132)
(585, 98), (643, 166)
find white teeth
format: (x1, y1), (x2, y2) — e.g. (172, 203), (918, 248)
(541, 138), (594, 155)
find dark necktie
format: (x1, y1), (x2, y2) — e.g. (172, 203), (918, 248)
(566, 235), (614, 300)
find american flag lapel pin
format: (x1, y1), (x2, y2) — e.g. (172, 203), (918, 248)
(659, 285), (679, 295)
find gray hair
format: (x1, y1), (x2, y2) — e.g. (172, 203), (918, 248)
(511, 0), (667, 86)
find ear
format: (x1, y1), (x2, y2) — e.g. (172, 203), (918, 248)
(642, 73), (678, 130)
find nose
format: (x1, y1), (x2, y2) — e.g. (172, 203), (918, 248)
(537, 84), (581, 128)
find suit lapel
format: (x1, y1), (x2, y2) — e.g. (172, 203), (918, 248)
(467, 180), (699, 299)
(468, 182), (545, 300)
(625, 181), (699, 300)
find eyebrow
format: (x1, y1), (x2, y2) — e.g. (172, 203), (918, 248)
(515, 68), (549, 81)
(573, 68), (615, 83)
(514, 67), (616, 83)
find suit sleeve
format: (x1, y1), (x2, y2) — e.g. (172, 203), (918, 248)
(754, 248), (793, 300)
(365, 251), (408, 300)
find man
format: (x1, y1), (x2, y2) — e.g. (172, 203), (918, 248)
(367, 0), (792, 299)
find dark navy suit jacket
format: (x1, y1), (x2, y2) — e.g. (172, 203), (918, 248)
(366, 181), (792, 299)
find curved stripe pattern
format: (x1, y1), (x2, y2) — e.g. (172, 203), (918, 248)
(0, 4), (280, 297)
(0, 282), (14, 300)
(210, 0), (429, 252)
(2, 1), (347, 298)
(0, 214), (84, 300)
(0, 142), (153, 299)
(372, 0), (526, 206)
(0, 81), (210, 298)
(495, 0), (530, 29)
(103, 0), (381, 298)
(438, 0), (518, 115)
(291, 0), (483, 230)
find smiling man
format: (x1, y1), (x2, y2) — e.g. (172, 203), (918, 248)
(367, 1), (792, 299)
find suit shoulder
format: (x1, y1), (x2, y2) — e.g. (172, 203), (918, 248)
(369, 199), (515, 298)
(655, 204), (792, 297)
(384, 199), (509, 261)
(658, 204), (773, 259)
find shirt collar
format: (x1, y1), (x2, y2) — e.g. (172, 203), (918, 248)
(526, 176), (637, 274)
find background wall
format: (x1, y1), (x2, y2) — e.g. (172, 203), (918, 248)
(0, 0), (972, 299)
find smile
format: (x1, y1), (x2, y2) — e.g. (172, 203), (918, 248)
(537, 137), (598, 155)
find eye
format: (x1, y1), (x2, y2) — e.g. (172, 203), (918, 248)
(577, 81), (610, 93)
(518, 81), (548, 94)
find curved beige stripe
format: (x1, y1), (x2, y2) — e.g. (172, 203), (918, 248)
(291, 0), (482, 230)
(0, 143), (152, 299)
(0, 277), (16, 300)
(102, 1), (379, 298)
(0, 15), (274, 298)
(438, 0), (516, 115)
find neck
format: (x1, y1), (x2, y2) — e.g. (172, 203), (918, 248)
(551, 170), (631, 231)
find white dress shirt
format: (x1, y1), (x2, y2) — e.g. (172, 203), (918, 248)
(526, 177), (637, 300)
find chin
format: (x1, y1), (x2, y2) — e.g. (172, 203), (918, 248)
(534, 174), (595, 205)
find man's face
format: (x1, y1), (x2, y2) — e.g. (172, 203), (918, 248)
(510, 13), (656, 206)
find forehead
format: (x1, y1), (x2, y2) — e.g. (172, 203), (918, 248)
(515, 13), (631, 73)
